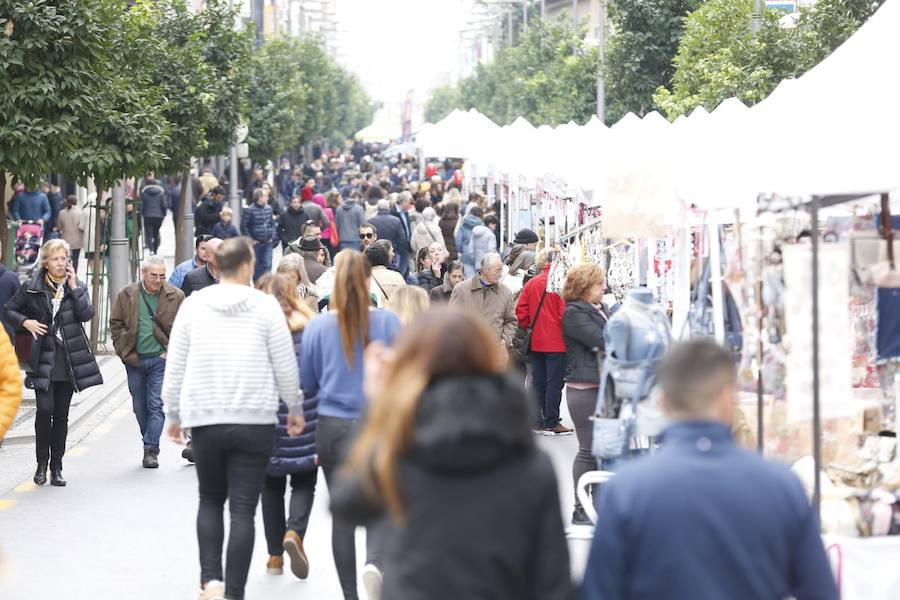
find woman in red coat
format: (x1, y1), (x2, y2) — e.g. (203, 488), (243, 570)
(515, 251), (572, 435)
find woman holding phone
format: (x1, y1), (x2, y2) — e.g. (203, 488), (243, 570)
(3, 239), (102, 487)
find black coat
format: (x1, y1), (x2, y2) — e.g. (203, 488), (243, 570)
(562, 300), (608, 384)
(415, 269), (441, 293)
(276, 206), (309, 246)
(194, 196), (223, 236)
(368, 210), (407, 258)
(330, 374), (574, 600)
(140, 181), (168, 219)
(181, 266), (217, 298)
(3, 271), (102, 392)
(0, 265), (21, 341)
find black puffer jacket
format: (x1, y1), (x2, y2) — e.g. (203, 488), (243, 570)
(330, 374), (574, 600)
(140, 180), (168, 219)
(562, 300), (608, 383)
(3, 271), (102, 392)
(193, 196), (223, 237)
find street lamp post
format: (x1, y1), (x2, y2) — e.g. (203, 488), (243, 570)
(108, 183), (130, 299)
(751, 0), (763, 35)
(596, 0), (606, 120)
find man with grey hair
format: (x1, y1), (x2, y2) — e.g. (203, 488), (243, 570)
(368, 197), (408, 276)
(581, 339), (838, 600)
(110, 254), (185, 468)
(182, 237), (223, 297)
(449, 252), (518, 354)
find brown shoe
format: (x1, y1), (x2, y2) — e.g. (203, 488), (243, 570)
(544, 423), (574, 436)
(266, 555), (284, 575)
(283, 530), (310, 579)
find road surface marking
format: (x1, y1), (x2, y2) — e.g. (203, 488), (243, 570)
(94, 423), (114, 435)
(13, 481), (36, 493)
(0, 500), (15, 511)
(67, 447), (88, 457)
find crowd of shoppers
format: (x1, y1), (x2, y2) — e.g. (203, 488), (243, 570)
(0, 142), (840, 600)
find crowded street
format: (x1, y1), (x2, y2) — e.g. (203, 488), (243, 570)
(3, 1), (900, 600)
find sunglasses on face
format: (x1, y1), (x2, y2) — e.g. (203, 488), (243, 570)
(359, 232), (375, 239)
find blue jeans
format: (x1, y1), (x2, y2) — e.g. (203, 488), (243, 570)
(254, 242), (273, 282)
(125, 356), (166, 449)
(531, 352), (567, 428)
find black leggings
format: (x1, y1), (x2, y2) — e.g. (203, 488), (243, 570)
(192, 424), (274, 600)
(143, 217), (163, 253)
(34, 381), (75, 470)
(567, 385), (599, 510)
(260, 469), (318, 556)
(317, 416), (387, 600)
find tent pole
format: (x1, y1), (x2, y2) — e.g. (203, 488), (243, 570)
(810, 196), (822, 521)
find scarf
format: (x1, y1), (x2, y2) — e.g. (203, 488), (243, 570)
(45, 272), (66, 342)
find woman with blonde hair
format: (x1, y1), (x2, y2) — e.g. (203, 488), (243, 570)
(386, 285), (429, 326)
(3, 239), (102, 487)
(276, 253), (319, 312)
(561, 262), (610, 525)
(299, 249), (402, 600)
(330, 308), (573, 600)
(255, 273), (319, 580)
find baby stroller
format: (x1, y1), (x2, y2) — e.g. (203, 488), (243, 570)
(14, 222), (43, 277)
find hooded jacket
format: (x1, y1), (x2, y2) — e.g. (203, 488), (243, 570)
(268, 329), (318, 476)
(277, 205), (310, 247)
(140, 181), (168, 220)
(454, 214), (482, 272)
(161, 283), (301, 428)
(334, 199), (366, 249)
(329, 374), (574, 600)
(410, 207), (445, 257)
(470, 223), (497, 274)
(3, 270), (102, 393)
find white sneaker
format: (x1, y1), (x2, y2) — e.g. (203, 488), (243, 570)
(362, 563), (382, 600)
(199, 580), (225, 600)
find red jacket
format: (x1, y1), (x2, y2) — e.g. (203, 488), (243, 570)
(515, 266), (566, 353)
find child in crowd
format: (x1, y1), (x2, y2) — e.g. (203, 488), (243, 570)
(212, 206), (240, 239)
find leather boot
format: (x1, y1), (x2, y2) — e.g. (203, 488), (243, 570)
(50, 468), (66, 487)
(33, 462), (48, 486)
(142, 448), (159, 469)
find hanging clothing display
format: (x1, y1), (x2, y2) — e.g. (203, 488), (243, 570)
(606, 244), (636, 304)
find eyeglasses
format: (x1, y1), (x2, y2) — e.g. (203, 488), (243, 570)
(359, 233), (375, 239)
(146, 274), (166, 280)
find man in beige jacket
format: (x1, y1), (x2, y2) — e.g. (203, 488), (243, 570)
(450, 252), (518, 350)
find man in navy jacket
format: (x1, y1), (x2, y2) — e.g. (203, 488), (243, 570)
(581, 339), (838, 600)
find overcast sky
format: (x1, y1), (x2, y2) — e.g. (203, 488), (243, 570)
(335, 0), (470, 104)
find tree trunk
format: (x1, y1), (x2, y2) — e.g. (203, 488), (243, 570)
(0, 171), (7, 267)
(175, 170), (189, 264)
(90, 180), (105, 351)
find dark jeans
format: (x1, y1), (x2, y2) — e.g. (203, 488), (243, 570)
(317, 415), (387, 600)
(531, 352), (566, 428)
(34, 381), (74, 469)
(261, 469), (318, 556)
(253, 242), (273, 282)
(192, 424), (274, 600)
(69, 248), (81, 275)
(567, 385), (598, 510)
(143, 217), (163, 253)
(125, 356), (166, 449)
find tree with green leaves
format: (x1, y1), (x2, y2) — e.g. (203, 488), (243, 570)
(424, 16), (600, 126)
(603, 0), (703, 122)
(793, 0), (884, 72)
(653, 0), (802, 118)
(246, 38), (309, 163)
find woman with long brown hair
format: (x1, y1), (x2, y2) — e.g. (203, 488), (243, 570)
(255, 273), (318, 580)
(299, 249), (402, 600)
(330, 307), (573, 600)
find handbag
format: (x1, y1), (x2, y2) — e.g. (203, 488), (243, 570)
(139, 286), (171, 338)
(512, 290), (548, 358)
(329, 219), (340, 249)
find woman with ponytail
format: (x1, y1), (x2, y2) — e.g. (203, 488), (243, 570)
(330, 307), (573, 600)
(299, 249), (402, 600)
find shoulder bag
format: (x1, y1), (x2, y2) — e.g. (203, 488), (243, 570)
(512, 290), (548, 359)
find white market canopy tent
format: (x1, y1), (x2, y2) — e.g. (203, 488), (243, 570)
(416, 0), (900, 216)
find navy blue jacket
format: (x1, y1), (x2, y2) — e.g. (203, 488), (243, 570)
(581, 421), (837, 600)
(11, 191), (51, 223)
(212, 221), (240, 240)
(241, 202), (276, 244)
(268, 329), (318, 477)
(368, 210), (407, 259)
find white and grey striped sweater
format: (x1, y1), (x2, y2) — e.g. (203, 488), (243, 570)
(161, 283), (301, 428)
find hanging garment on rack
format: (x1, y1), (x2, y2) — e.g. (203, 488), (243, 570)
(876, 287), (900, 360)
(606, 244), (636, 303)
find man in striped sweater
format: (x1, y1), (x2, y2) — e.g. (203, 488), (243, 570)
(162, 237), (304, 600)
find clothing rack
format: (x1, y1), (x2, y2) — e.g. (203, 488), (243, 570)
(555, 217), (602, 245)
(756, 190), (883, 522)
